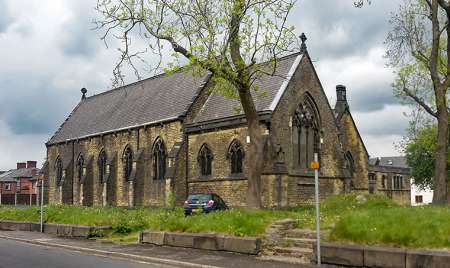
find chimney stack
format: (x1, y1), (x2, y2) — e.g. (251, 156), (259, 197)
(27, 161), (37, 169)
(336, 85), (347, 102)
(17, 162), (26, 169)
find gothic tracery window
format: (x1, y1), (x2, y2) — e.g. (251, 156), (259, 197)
(198, 144), (213, 176)
(123, 146), (133, 181)
(98, 150), (107, 183)
(55, 157), (63, 185)
(293, 95), (321, 169)
(228, 139), (244, 175)
(153, 139), (166, 180)
(77, 154), (84, 182)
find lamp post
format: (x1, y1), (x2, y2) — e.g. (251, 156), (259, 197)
(40, 178), (44, 232)
(311, 152), (321, 266)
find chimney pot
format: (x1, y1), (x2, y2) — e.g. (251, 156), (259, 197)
(336, 85), (347, 102)
(27, 161), (37, 169)
(17, 162), (26, 169)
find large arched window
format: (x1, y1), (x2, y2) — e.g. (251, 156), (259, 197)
(198, 144), (213, 176)
(123, 146), (133, 181)
(55, 157), (63, 185)
(153, 139), (166, 180)
(293, 94), (321, 169)
(228, 139), (244, 174)
(77, 154), (84, 182)
(98, 150), (107, 183)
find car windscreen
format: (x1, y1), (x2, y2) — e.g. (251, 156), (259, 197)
(187, 194), (211, 202)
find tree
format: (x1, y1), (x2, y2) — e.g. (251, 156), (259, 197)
(385, 0), (449, 204)
(405, 124), (450, 190)
(95, 0), (299, 208)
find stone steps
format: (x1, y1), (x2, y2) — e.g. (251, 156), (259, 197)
(258, 255), (311, 265)
(286, 229), (329, 239)
(283, 237), (315, 248)
(286, 229), (317, 239)
(273, 246), (314, 262)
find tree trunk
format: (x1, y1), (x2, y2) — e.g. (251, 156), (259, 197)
(238, 88), (264, 208)
(432, 85), (449, 204)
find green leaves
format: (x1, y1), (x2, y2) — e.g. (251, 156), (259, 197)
(405, 124), (450, 190)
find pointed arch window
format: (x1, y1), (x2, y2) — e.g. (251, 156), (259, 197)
(345, 151), (355, 176)
(228, 140), (244, 175)
(55, 157), (63, 185)
(293, 95), (321, 169)
(153, 139), (166, 180)
(77, 154), (84, 182)
(98, 150), (107, 183)
(198, 144), (213, 176)
(123, 146), (133, 181)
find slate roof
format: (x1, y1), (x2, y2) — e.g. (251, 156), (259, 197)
(48, 70), (210, 144)
(0, 168), (40, 182)
(48, 52), (303, 144)
(193, 53), (302, 123)
(369, 156), (409, 169)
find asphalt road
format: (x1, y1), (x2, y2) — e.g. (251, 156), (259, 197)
(0, 238), (174, 268)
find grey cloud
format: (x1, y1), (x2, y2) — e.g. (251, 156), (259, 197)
(348, 85), (398, 112)
(292, 0), (401, 60)
(61, 1), (101, 58)
(0, 74), (80, 135)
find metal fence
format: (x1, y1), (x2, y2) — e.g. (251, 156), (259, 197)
(0, 194), (37, 205)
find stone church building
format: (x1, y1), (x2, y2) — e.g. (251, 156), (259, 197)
(43, 45), (380, 208)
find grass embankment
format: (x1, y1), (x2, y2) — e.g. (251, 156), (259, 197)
(1, 195), (450, 249)
(0, 205), (301, 239)
(294, 194), (450, 249)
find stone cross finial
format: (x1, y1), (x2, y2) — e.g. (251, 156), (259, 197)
(300, 33), (307, 52)
(81, 88), (87, 100)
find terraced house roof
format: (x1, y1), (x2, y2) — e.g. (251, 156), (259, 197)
(0, 168), (39, 182)
(48, 52), (303, 145)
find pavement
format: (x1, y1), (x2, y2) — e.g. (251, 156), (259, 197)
(0, 230), (318, 268)
(0, 238), (173, 268)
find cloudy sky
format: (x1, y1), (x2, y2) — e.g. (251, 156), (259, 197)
(0, 0), (409, 170)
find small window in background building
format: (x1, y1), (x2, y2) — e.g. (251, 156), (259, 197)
(5, 183), (11, 191)
(415, 195), (423, 203)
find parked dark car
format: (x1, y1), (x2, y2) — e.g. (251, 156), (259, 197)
(184, 193), (228, 216)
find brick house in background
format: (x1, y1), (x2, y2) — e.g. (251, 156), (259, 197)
(369, 156), (411, 205)
(43, 41), (409, 208)
(0, 161), (40, 205)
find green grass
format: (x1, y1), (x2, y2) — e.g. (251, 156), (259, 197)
(2, 194), (450, 249)
(330, 204), (450, 249)
(0, 205), (301, 237)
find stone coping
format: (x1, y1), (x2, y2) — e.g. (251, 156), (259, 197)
(315, 242), (450, 268)
(0, 220), (111, 238)
(141, 231), (261, 255)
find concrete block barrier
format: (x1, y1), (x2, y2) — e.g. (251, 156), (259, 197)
(364, 246), (406, 268)
(141, 231), (261, 255)
(320, 242), (364, 267)
(0, 221), (32, 231)
(315, 243), (450, 268)
(221, 236), (261, 255)
(406, 249), (450, 268)
(0, 220), (111, 239)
